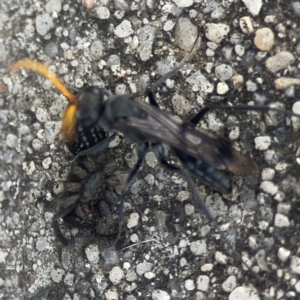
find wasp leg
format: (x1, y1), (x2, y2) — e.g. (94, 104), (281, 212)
(152, 143), (261, 280)
(73, 134), (116, 159)
(108, 142), (149, 247)
(52, 205), (77, 246)
(96, 201), (118, 238)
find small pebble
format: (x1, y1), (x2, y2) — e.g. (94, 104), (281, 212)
(274, 77), (300, 90)
(277, 247), (291, 262)
(138, 25), (156, 61)
(35, 14), (54, 36)
(254, 28), (274, 51)
(127, 212), (139, 228)
(222, 275), (237, 292)
(6, 134), (18, 148)
(260, 181), (278, 195)
(96, 6), (110, 19)
(174, 17), (199, 53)
(184, 279), (195, 291)
(215, 64), (233, 80)
(274, 213), (290, 227)
(265, 51), (295, 73)
(136, 262), (153, 276)
(229, 285), (259, 300)
(239, 16), (254, 34)
(109, 266), (124, 285)
(114, 20), (133, 38)
(254, 136), (271, 150)
(172, 0), (193, 7)
(85, 244), (100, 265)
(196, 275), (210, 292)
(241, 0), (262, 15)
(190, 240), (207, 256)
(152, 289), (170, 300)
(290, 256), (300, 274)
(205, 23), (230, 43)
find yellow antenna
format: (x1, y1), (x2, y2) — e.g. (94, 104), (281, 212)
(12, 59), (78, 143)
(12, 59), (78, 104)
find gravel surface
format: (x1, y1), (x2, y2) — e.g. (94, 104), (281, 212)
(1, 0), (300, 299)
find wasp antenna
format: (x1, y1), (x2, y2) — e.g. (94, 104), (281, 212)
(207, 104), (300, 119)
(11, 59), (78, 105)
(151, 33), (200, 92)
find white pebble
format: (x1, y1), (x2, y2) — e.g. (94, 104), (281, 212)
(229, 285), (259, 300)
(145, 152), (158, 168)
(261, 168), (275, 180)
(44, 121), (61, 143)
(6, 134), (18, 148)
(260, 181), (278, 195)
(64, 273), (74, 286)
(239, 16), (254, 34)
(235, 44), (245, 56)
(96, 6), (110, 19)
(217, 82), (229, 94)
(222, 275), (237, 292)
(290, 256), (300, 274)
(22, 161), (36, 175)
(277, 247), (291, 262)
(174, 17), (199, 53)
(130, 233), (139, 243)
(85, 244), (100, 265)
(186, 71), (214, 94)
(176, 191), (190, 202)
(46, 0), (62, 13)
(90, 40), (103, 60)
(109, 266), (124, 285)
(265, 51), (295, 73)
(215, 251), (227, 264)
(171, 94), (191, 116)
(190, 240), (207, 256)
(127, 212), (139, 228)
(136, 262), (153, 276)
(152, 289), (170, 300)
(205, 23), (230, 43)
(105, 287), (119, 300)
(114, 20), (133, 38)
(184, 279), (195, 291)
(42, 157), (52, 169)
(126, 268), (137, 282)
(292, 101), (300, 131)
(185, 203), (194, 215)
(254, 136), (271, 150)
(163, 20), (175, 31)
(196, 275), (210, 292)
(229, 126), (240, 140)
(241, 0), (262, 15)
(144, 272), (155, 279)
(138, 25), (156, 61)
(215, 64), (233, 80)
(274, 213), (290, 227)
(51, 268), (65, 283)
(201, 263), (213, 272)
(35, 14), (54, 36)
(246, 80), (258, 92)
(36, 107), (49, 122)
(172, 0), (193, 7)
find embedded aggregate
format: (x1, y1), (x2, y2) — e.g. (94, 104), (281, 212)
(1, 0), (300, 299)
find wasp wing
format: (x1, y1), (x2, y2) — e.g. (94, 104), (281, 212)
(113, 100), (258, 176)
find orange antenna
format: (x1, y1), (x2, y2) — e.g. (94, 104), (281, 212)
(12, 59), (78, 105)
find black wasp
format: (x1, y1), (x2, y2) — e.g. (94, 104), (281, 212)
(13, 35), (295, 277)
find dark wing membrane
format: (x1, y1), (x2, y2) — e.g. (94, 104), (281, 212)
(114, 100), (258, 176)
